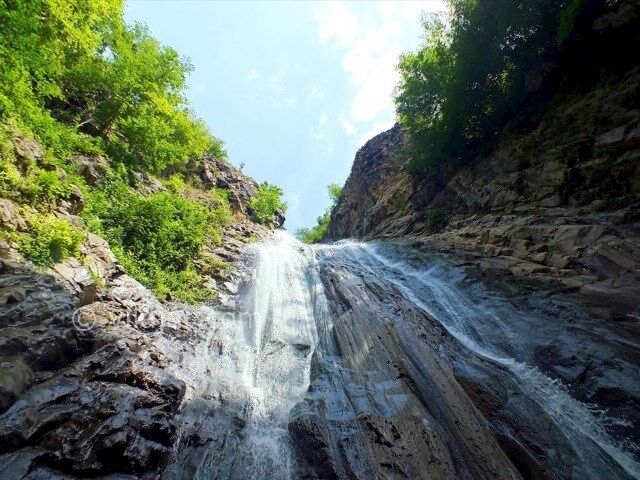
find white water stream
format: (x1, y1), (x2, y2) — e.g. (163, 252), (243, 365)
(166, 232), (639, 480)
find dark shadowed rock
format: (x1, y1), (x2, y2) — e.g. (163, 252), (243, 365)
(70, 154), (110, 186)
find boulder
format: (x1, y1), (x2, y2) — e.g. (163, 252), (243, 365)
(626, 128), (640, 148)
(595, 126), (626, 147)
(274, 209), (286, 228)
(12, 136), (43, 165)
(0, 199), (27, 232)
(132, 171), (165, 195)
(190, 155), (258, 215)
(67, 185), (85, 215)
(50, 258), (98, 305)
(70, 154), (109, 186)
(80, 232), (120, 283)
(0, 357), (33, 412)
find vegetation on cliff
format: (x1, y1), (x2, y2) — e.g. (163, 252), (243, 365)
(0, 0), (284, 302)
(297, 184), (342, 244)
(250, 182), (287, 225)
(395, 0), (583, 169)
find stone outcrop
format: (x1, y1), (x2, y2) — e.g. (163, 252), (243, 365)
(0, 249), (235, 478)
(326, 63), (640, 321)
(70, 154), (110, 186)
(325, 124), (415, 240)
(0, 137), (278, 478)
(289, 241), (639, 480)
(190, 155), (257, 216)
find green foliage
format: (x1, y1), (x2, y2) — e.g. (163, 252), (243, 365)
(0, 156), (73, 208)
(102, 192), (210, 272)
(558, 0), (585, 43)
(424, 208), (445, 233)
(0, 0), (238, 302)
(296, 211), (331, 244)
(163, 173), (188, 194)
(396, 0), (574, 169)
(249, 182), (287, 225)
(35, 169), (71, 204)
(296, 184), (343, 244)
(0, 0), (223, 171)
(327, 183), (343, 203)
(18, 213), (84, 266)
(85, 182), (231, 302)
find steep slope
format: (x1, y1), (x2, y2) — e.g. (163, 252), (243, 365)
(0, 131), (282, 477)
(327, 17), (640, 322)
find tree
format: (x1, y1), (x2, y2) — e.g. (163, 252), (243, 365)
(249, 182), (287, 225)
(65, 22), (222, 172)
(395, 0), (572, 169)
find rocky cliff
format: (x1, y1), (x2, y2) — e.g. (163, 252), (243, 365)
(0, 133), (278, 477)
(327, 19), (640, 324)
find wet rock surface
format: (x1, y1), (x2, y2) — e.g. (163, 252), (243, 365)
(1, 230), (639, 479)
(290, 241), (640, 480)
(0, 237), (253, 479)
(326, 64), (640, 330)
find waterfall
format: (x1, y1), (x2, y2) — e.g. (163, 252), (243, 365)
(165, 232), (639, 480)
(237, 230), (320, 479)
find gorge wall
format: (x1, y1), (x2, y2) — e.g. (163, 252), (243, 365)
(327, 1), (640, 323)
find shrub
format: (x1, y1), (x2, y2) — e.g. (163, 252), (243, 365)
(425, 208), (445, 233)
(18, 213), (84, 266)
(91, 189), (231, 303)
(296, 211), (330, 244)
(102, 192), (209, 272)
(296, 184), (342, 244)
(34, 169), (71, 205)
(249, 182), (286, 225)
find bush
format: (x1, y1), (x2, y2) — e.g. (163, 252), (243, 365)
(90, 188), (231, 303)
(34, 169), (71, 205)
(102, 192), (209, 272)
(18, 213), (84, 266)
(297, 211), (330, 244)
(249, 182), (286, 225)
(424, 208), (445, 233)
(0, 159), (73, 208)
(296, 183), (342, 244)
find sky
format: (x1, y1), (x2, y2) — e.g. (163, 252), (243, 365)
(124, 1), (446, 232)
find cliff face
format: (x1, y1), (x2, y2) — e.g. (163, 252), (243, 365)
(327, 14), (640, 322)
(0, 132), (279, 477)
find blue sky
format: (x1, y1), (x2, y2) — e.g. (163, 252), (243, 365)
(124, 1), (446, 232)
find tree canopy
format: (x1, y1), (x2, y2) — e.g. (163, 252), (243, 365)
(296, 184), (342, 244)
(395, 0), (583, 169)
(0, 0), (223, 172)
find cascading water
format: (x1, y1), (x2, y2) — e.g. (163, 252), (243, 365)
(236, 231), (320, 479)
(165, 231), (325, 480)
(166, 232), (639, 480)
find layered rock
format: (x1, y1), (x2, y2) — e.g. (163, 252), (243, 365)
(289, 241), (640, 480)
(327, 61), (640, 322)
(0, 241), (247, 478)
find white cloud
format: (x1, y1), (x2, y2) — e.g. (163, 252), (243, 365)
(315, 1), (447, 144)
(357, 119), (393, 148)
(267, 66), (297, 109)
(309, 113), (334, 154)
(340, 115), (357, 136)
(244, 68), (259, 84)
(315, 2), (359, 47)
